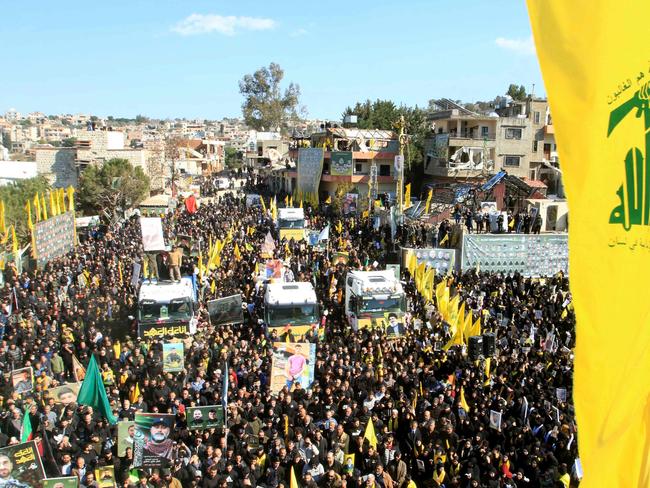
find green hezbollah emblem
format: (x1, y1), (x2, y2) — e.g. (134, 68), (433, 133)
(609, 82), (650, 230)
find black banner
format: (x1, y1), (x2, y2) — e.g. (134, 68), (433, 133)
(34, 212), (75, 268)
(207, 295), (244, 326)
(138, 322), (190, 339)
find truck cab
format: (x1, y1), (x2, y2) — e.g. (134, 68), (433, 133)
(137, 277), (199, 338)
(276, 207), (306, 241)
(345, 270), (406, 330)
(264, 282), (320, 341)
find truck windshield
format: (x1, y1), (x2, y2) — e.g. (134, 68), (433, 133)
(359, 296), (404, 314)
(267, 304), (317, 325)
(278, 218), (304, 229)
(139, 299), (191, 321)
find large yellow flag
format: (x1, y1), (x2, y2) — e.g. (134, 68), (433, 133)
(0, 201), (5, 234)
(459, 387), (470, 413)
(33, 194), (40, 222)
(363, 418), (378, 449)
(25, 201), (33, 231)
(424, 189), (433, 214)
(290, 466), (299, 488)
(404, 183), (411, 209)
(40, 193), (48, 220)
(528, 2), (650, 485)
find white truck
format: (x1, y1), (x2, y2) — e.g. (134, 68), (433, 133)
(276, 207), (306, 241)
(137, 277), (199, 338)
(345, 270), (406, 330)
(264, 282), (321, 341)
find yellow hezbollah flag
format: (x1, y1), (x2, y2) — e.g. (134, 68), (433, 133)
(404, 183), (411, 209)
(290, 466), (299, 488)
(363, 418), (378, 449)
(459, 387), (470, 413)
(528, 1), (650, 485)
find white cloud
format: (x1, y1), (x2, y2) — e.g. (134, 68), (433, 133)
(172, 14), (276, 36)
(495, 35), (536, 55)
(290, 28), (308, 38)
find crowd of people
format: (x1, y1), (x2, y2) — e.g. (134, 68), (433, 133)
(0, 179), (578, 488)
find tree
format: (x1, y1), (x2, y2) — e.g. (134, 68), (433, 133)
(135, 114), (149, 124)
(506, 84), (527, 101)
(0, 176), (50, 243)
(225, 147), (242, 169)
(1, 133), (11, 150)
(239, 62), (302, 131)
(77, 158), (150, 216)
(61, 137), (77, 147)
(342, 99), (399, 130)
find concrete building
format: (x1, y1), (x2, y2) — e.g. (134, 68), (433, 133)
(286, 127), (400, 203)
(424, 97), (558, 188)
(34, 147), (78, 187)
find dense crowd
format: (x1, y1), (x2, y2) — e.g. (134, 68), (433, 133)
(0, 182), (577, 488)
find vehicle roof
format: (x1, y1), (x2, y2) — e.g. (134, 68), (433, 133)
(265, 281), (317, 305)
(348, 269), (398, 282)
(139, 277), (194, 302)
(277, 207), (304, 219)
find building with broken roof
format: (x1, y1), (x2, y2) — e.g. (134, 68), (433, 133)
(285, 127), (401, 204)
(424, 97), (562, 197)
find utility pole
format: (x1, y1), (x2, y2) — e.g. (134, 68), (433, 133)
(394, 115), (407, 224)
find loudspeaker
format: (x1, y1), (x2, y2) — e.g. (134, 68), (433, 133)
(468, 335), (483, 361)
(483, 333), (496, 357)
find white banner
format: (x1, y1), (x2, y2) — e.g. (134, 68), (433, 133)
(140, 217), (166, 251)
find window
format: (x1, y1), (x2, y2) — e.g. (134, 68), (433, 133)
(355, 163), (362, 173)
(379, 164), (390, 176)
(533, 140), (538, 152)
(504, 156), (521, 167)
(534, 111), (541, 124)
(505, 128), (523, 139)
(481, 126), (489, 137)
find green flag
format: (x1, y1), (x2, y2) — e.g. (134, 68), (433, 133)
(20, 408), (32, 442)
(77, 355), (117, 424)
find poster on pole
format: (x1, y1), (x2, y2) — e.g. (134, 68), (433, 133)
(133, 413), (177, 468)
(140, 217), (166, 251)
(0, 441), (46, 488)
(297, 148), (324, 196)
(342, 193), (358, 215)
(270, 342), (316, 395)
(207, 295), (244, 326)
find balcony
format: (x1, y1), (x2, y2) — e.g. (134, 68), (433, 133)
(447, 130), (496, 142)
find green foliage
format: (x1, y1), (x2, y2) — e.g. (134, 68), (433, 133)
(1, 133), (11, 149)
(135, 114), (149, 124)
(341, 100), (430, 185)
(61, 137), (77, 147)
(225, 147), (242, 169)
(239, 62), (301, 131)
(78, 158), (150, 215)
(0, 176), (50, 243)
(507, 84), (527, 101)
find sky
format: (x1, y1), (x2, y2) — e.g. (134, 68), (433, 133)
(0, 0), (544, 121)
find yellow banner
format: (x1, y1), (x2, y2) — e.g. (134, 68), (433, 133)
(528, 1), (650, 485)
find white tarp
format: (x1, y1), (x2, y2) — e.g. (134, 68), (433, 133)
(140, 217), (166, 251)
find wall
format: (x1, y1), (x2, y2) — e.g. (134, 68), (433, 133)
(35, 148), (78, 187)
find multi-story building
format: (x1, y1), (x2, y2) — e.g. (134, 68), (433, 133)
(285, 127), (400, 202)
(424, 97), (560, 194)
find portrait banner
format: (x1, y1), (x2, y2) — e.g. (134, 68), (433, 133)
(297, 148), (324, 195)
(162, 343), (185, 373)
(207, 295), (244, 326)
(186, 406), (225, 431)
(11, 367), (33, 395)
(0, 441), (46, 488)
(270, 342), (316, 395)
(117, 421), (136, 457)
(140, 217), (166, 252)
(133, 413), (177, 468)
(46, 383), (81, 407)
(330, 151), (353, 176)
(44, 477), (78, 488)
